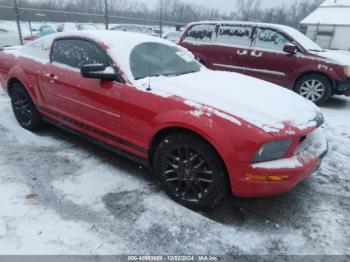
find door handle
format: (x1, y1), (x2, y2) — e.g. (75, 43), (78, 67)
(251, 50), (263, 57)
(237, 50), (248, 56)
(44, 73), (58, 83)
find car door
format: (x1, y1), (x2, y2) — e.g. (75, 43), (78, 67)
(40, 38), (124, 135)
(180, 23), (218, 68)
(209, 24), (254, 74)
(248, 26), (301, 87)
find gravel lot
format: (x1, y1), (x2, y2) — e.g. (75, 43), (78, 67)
(0, 88), (349, 256)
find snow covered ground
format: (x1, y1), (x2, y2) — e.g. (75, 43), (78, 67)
(0, 86), (349, 256)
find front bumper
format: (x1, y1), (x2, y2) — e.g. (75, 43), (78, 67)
(231, 128), (328, 198)
(335, 78), (350, 96)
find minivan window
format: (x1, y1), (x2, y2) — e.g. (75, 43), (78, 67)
(216, 25), (253, 47)
(130, 42), (201, 80)
(51, 39), (109, 69)
(253, 28), (291, 52)
(183, 24), (216, 44)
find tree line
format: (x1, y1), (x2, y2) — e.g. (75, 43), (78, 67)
(233, 0), (323, 28)
(0, 0), (323, 28)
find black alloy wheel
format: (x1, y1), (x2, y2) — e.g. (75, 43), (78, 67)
(154, 133), (229, 210)
(10, 83), (44, 131)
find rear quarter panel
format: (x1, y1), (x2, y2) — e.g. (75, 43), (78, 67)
(0, 49), (16, 93)
(0, 48), (46, 105)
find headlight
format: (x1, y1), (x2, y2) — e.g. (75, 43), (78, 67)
(253, 140), (292, 163)
(344, 66), (350, 77)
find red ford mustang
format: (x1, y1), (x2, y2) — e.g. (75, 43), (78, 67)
(0, 31), (327, 209)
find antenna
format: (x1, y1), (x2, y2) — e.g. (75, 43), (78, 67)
(146, 64), (152, 91)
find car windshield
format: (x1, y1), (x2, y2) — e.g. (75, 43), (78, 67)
(130, 42), (201, 80)
(281, 26), (324, 52)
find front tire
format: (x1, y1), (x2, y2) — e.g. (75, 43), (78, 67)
(10, 83), (44, 131)
(295, 74), (331, 105)
(154, 133), (229, 210)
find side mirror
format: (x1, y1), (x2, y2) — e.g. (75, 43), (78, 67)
(283, 44), (298, 55)
(80, 64), (117, 81)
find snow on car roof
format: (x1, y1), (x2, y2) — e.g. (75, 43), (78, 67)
(47, 30), (179, 81)
(185, 20), (323, 51)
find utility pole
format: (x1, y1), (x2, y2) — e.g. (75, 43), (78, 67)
(159, 0), (163, 38)
(14, 0), (23, 45)
(104, 0), (109, 30)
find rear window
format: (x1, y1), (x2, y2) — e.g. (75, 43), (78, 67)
(183, 24), (216, 44)
(216, 25), (253, 47)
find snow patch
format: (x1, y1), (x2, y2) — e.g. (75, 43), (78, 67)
(185, 100), (242, 126)
(53, 162), (144, 210)
(0, 182), (116, 255)
(135, 68), (320, 133)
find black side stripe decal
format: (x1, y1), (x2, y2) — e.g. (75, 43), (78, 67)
(38, 106), (147, 154)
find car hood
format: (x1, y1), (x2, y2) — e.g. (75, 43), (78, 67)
(312, 49), (350, 66)
(135, 69), (322, 134)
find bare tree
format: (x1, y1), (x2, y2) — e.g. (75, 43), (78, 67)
(0, 0), (323, 29)
(236, 0), (261, 21)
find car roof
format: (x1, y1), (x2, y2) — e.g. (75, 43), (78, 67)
(41, 30), (180, 82)
(49, 30), (175, 48)
(184, 20), (323, 52)
(187, 20), (295, 32)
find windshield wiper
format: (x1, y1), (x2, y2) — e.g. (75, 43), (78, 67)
(309, 49), (325, 52)
(164, 70), (199, 77)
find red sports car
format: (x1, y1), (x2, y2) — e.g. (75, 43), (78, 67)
(0, 31), (327, 209)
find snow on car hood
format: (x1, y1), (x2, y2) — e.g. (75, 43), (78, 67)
(313, 50), (350, 66)
(135, 68), (322, 134)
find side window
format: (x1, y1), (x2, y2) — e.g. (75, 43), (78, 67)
(216, 25), (253, 47)
(183, 24), (216, 44)
(253, 28), (291, 52)
(51, 39), (109, 69)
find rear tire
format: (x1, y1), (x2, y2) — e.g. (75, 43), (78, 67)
(295, 74), (332, 105)
(154, 133), (229, 210)
(10, 82), (44, 131)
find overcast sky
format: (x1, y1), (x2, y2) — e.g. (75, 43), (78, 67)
(145, 0), (313, 13)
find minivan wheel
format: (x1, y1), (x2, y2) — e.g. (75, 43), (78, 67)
(295, 74), (331, 105)
(10, 83), (44, 131)
(154, 133), (229, 210)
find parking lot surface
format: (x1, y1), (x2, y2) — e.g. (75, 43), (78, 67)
(0, 88), (349, 255)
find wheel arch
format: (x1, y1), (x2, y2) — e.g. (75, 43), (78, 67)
(7, 77), (24, 96)
(293, 71), (333, 91)
(148, 126), (228, 174)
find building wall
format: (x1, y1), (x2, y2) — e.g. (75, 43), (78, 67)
(333, 26), (350, 51)
(304, 24), (350, 51)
